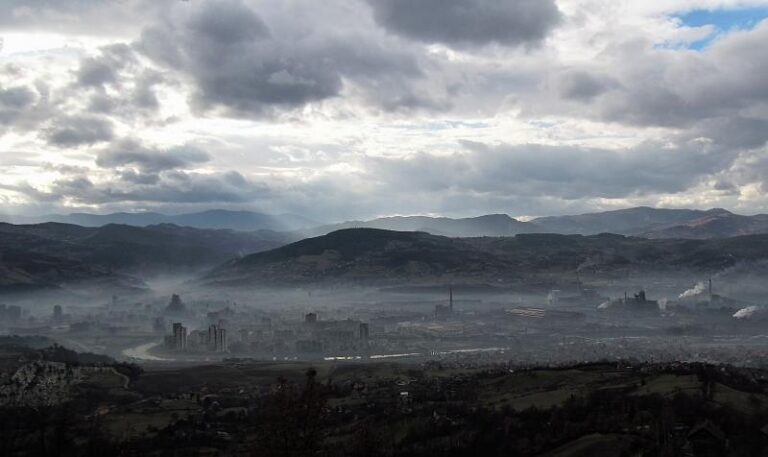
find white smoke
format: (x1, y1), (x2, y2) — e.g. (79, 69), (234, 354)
(597, 300), (613, 310)
(658, 298), (669, 311)
(733, 306), (764, 319)
(679, 282), (707, 299)
(576, 258), (598, 272)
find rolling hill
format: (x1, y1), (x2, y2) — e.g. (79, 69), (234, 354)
(201, 228), (768, 287)
(529, 206), (726, 235)
(0, 222), (294, 292)
(307, 214), (538, 237)
(640, 211), (768, 239)
(203, 228), (515, 287)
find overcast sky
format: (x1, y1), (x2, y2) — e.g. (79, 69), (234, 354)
(1, 0), (768, 220)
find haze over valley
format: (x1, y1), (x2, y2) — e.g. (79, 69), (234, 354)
(3, 0), (768, 455)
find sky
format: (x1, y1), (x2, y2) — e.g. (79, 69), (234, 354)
(1, 0), (768, 221)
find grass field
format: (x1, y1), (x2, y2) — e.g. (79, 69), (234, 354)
(132, 361), (330, 395)
(477, 367), (633, 410)
(542, 433), (642, 457)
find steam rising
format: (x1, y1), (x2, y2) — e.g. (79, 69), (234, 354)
(733, 306), (765, 319)
(679, 282), (706, 299)
(597, 300), (612, 310)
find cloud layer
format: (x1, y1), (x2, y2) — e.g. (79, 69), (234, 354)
(1, 0), (768, 219)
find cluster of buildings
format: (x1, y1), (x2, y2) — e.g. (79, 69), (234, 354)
(291, 312), (370, 355)
(2, 272), (764, 368)
(161, 303), (370, 358)
(598, 290), (659, 313)
(164, 321), (228, 353)
(592, 278), (754, 315)
(0, 304), (21, 323)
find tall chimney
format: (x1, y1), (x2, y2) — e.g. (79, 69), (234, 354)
(576, 271), (582, 291)
(708, 278), (713, 300)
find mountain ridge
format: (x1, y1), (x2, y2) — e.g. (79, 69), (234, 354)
(0, 222), (293, 292)
(201, 227), (768, 287)
(1, 210), (319, 232)
(5, 206), (768, 239)
(307, 213), (536, 237)
(303, 207), (768, 239)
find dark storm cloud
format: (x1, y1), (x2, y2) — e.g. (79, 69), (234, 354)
(366, 0), (561, 47)
(692, 117), (768, 150)
(186, 0), (270, 44)
(77, 58), (118, 87)
(76, 44), (136, 87)
(0, 85), (36, 124)
(0, 78), (61, 135)
(118, 169), (160, 185)
(44, 115), (114, 147)
(369, 140), (735, 200)
(96, 139), (210, 173)
(555, 70), (619, 102)
(138, 0), (337, 115)
(137, 0), (429, 116)
(0, 86), (35, 110)
(130, 71), (163, 109)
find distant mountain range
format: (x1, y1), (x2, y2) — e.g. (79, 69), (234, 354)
(306, 214), (531, 237)
(533, 207), (735, 236)
(639, 210), (768, 239)
(0, 222), (292, 292)
(202, 227), (768, 287)
(5, 207), (768, 239)
(308, 207), (768, 239)
(1, 210), (319, 232)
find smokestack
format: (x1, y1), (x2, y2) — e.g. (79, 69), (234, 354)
(449, 286), (453, 312)
(708, 278), (713, 299)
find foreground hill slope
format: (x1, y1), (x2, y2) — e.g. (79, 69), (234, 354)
(2, 354), (767, 456)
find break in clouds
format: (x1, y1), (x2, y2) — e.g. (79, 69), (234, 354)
(1, 0), (768, 219)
